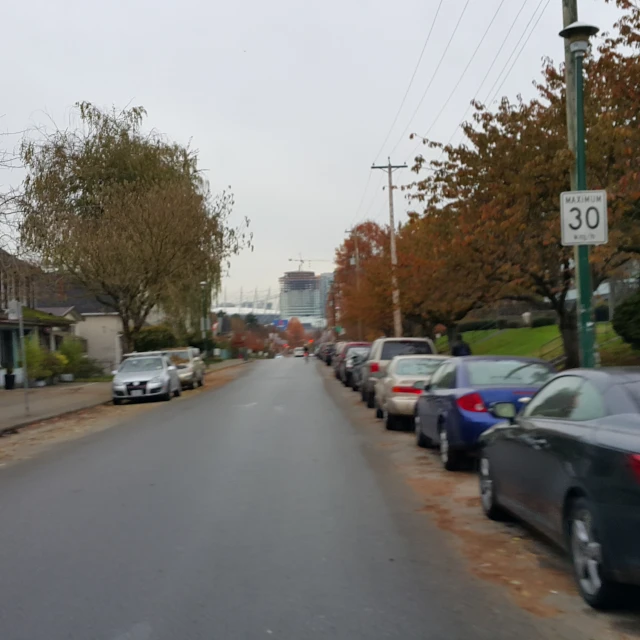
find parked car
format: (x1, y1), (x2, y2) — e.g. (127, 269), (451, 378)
(479, 368), (640, 609)
(336, 342), (370, 385)
(293, 347), (305, 357)
(350, 351), (369, 392)
(414, 356), (554, 470)
(124, 348), (205, 389)
(360, 338), (436, 409)
(374, 355), (449, 430)
(324, 343), (337, 366)
(112, 354), (181, 404)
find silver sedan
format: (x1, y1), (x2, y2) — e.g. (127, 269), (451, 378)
(112, 355), (181, 405)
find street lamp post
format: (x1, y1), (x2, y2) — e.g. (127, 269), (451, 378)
(559, 21), (599, 368)
(199, 281), (208, 343)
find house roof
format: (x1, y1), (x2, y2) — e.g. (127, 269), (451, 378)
(35, 273), (115, 315)
(37, 306), (84, 322)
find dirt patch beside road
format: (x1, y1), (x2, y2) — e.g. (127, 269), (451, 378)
(0, 365), (244, 467)
(320, 362), (640, 640)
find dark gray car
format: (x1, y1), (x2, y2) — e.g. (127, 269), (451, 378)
(479, 368), (640, 609)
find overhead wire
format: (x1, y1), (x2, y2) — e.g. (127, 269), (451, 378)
(482, 0), (549, 105)
(372, 0), (445, 164)
(388, 0), (472, 158)
(486, 0), (552, 105)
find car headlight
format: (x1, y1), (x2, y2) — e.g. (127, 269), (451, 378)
(149, 376), (163, 385)
(113, 378), (125, 387)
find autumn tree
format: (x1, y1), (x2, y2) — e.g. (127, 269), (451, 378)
(20, 103), (250, 351)
(333, 221), (392, 339)
(286, 317), (306, 347)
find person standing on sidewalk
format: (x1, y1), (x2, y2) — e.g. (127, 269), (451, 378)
(451, 333), (472, 357)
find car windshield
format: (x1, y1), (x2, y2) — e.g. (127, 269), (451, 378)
(465, 360), (553, 387)
(120, 357), (164, 372)
(395, 359), (444, 376)
(381, 341), (432, 359)
(167, 350), (190, 364)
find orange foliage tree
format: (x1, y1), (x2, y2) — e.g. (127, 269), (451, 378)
(286, 317), (306, 347)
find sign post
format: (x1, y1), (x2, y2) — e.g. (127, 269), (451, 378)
(560, 190), (608, 369)
(8, 300), (29, 416)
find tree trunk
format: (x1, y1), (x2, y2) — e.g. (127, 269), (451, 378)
(558, 308), (579, 369)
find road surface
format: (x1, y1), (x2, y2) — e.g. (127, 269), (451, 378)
(0, 359), (566, 639)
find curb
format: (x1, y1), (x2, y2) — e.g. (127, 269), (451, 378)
(0, 360), (250, 438)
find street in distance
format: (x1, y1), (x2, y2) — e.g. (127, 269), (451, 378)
(560, 189), (608, 246)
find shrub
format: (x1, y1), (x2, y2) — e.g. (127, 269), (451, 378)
(613, 292), (640, 349)
(24, 334), (49, 380)
(133, 325), (177, 352)
(43, 351), (67, 378)
(59, 336), (85, 374)
(75, 357), (106, 379)
(531, 317), (557, 328)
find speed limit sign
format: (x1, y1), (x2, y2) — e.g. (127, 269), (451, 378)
(560, 190), (608, 246)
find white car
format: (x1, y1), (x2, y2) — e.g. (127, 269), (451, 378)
(293, 347), (305, 357)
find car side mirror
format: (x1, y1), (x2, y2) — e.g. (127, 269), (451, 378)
(423, 382), (432, 392)
(168, 365), (177, 371)
(489, 402), (517, 421)
(111, 370), (117, 376)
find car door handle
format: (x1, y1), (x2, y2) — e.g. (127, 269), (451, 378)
(531, 437), (549, 450)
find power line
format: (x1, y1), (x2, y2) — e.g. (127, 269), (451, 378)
(486, 0), (552, 106)
(482, 0), (548, 105)
(420, 0), (507, 141)
(372, 0), (445, 164)
(389, 0), (472, 157)
(408, 0), (531, 161)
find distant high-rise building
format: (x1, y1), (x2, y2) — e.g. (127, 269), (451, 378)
(279, 271), (322, 319)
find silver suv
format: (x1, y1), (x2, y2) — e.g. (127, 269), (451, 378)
(360, 338), (436, 409)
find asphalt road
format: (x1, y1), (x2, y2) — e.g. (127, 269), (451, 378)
(0, 359), (567, 639)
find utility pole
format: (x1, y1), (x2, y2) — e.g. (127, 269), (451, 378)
(350, 230), (363, 341)
(563, 0), (578, 192)
(561, 1), (598, 368)
(372, 158), (407, 337)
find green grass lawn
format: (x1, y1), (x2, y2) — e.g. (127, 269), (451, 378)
(436, 322), (640, 366)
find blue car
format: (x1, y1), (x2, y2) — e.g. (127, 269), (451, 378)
(414, 356), (555, 470)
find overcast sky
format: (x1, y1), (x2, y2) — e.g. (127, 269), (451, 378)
(2, 0), (621, 304)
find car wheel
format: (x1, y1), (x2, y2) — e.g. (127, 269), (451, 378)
(415, 414), (429, 448)
(174, 385), (181, 398)
(198, 375), (205, 388)
(163, 388), (172, 401)
(384, 409), (396, 431)
(360, 387), (367, 402)
(568, 497), (624, 609)
(376, 405), (383, 419)
(113, 398), (122, 406)
(366, 390), (375, 409)
(479, 454), (509, 521)
(439, 427), (461, 471)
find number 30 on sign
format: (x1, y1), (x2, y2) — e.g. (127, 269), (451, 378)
(560, 190), (608, 246)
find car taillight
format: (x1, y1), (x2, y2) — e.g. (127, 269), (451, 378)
(456, 393), (487, 413)
(370, 363), (379, 373)
(629, 454), (640, 482)
(392, 386), (422, 395)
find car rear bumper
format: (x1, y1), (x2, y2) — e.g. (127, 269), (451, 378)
(387, 396), (419, 416)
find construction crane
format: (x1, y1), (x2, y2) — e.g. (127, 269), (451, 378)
(288, 256), (333, 271)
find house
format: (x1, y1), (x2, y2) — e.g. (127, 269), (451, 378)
(35, 273), (167, 372)
(0, 251), (76, 386)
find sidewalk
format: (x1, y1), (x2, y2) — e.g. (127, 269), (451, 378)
(0, 359), (246, 434)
